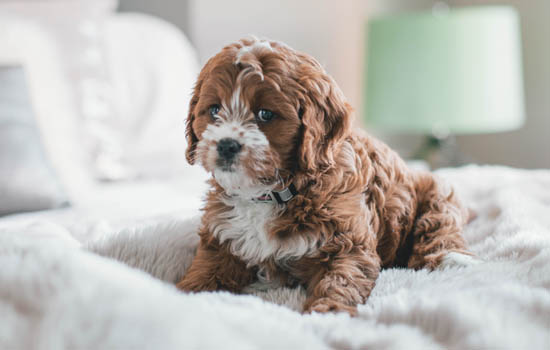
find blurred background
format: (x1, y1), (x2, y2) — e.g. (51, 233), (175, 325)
(1, 0), (548, 218)
(120, 0), (549, 169)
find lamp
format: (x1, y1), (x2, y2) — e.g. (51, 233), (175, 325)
(364, 5), (525, 167)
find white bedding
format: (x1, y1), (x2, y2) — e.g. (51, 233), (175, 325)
(0, 165), (209, 243)
(1, 165), (550, 349)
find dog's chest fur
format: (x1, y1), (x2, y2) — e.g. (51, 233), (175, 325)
(209, 197), (318, 266)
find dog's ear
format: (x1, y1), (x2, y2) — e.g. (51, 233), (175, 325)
(185, 75), (204, 165)
(297, 64), (352, 174)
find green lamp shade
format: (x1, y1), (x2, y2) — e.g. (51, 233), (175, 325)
(364, 6), (525, 134)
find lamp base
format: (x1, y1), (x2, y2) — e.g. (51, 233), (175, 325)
(413, 134), (468, 169)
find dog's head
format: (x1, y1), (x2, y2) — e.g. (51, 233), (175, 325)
(185, 38), (352, 196)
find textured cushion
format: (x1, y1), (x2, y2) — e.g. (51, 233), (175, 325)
(0, 66), (68, 216)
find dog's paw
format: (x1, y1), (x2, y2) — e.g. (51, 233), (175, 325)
(304, 298), (357, 316)
(439, 252), (483, 269)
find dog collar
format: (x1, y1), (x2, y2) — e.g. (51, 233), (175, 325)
(252, 183), (298, 204)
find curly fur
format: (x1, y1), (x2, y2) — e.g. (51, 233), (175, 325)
(177, 38), (470, 315)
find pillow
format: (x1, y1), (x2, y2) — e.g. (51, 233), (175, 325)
(101, 13), (200, 178)
(0, 0), (126, 181)
(0, 13), (95, 202)
(0, 2), (200, 181)
(0, 66), (69, 216)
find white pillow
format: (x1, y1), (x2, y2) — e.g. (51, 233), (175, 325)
(101, 13), (200, 179)
(0, 1), (200, 183)
(0, 14), (93, 201)
(0, 0), (129, 182)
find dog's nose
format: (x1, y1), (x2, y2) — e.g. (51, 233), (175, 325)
(217, 138), (242, 159)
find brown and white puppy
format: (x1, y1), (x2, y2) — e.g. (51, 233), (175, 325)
(177, 38), (472, 315)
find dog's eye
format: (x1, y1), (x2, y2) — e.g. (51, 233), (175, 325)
(256, 109), (275, 123)
(208, 104), (220, 119)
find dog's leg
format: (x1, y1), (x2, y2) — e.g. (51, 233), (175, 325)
(407, 173), (472, 270)
(176, 240), (254, 293)
(302, 241), (380, 316)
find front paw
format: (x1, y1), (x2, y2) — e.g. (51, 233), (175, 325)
(438, 251), (483, 270)
(304, 298), (357, 316)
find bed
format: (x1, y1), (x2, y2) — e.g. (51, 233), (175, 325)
(1, 165), (550, 349)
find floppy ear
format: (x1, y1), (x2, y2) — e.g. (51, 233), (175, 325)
(298, 69), (352, 174)
(185, 77), (203, 165)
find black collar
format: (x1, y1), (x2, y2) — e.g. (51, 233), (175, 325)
(252, 183), (298, 204)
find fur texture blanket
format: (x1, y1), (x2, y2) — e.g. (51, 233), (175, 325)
(1, 165), (550, 349)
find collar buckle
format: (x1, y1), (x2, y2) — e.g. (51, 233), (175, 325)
(253, 183), (298, 204)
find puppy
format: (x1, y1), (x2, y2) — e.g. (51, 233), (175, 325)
(177, 38), (471, 315)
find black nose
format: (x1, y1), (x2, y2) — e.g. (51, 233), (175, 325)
(217, 138), (242, 159)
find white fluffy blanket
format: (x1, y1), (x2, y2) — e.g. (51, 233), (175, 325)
(1, 165), (550, 349)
